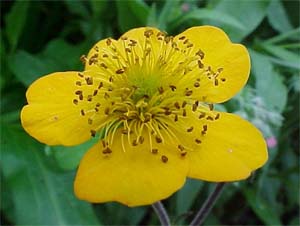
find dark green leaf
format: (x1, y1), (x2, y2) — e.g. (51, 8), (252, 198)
(5, 1), (30, 52)
(243, 188), (282, 226)
(1, 125), (101, 225)
(209, 0), (270, 41)
(267, 0), (293, 33)
(63, 0), (90, 18)
(116, 0), (149, 32)
(176, 179), (203, 215)
(170, 9), (244, 32)
(250, 50), (288, 113)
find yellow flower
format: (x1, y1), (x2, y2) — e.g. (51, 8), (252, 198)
(21, 26), (268, 207)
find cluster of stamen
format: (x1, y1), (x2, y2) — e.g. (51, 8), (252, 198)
(73, 29), (226, 163)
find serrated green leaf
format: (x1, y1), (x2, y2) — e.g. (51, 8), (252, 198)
(5, 1), (30, 52)
(1, 125), (101, 225)
(267, 0), (293, 33)
(170, 8), (244, 32)
(250, 50), (288, 113)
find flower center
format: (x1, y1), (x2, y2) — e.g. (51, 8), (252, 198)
(73, 28), (226, 162)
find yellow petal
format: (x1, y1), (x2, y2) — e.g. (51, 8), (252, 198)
(21, 71), (106, 146)
(177, 26), (250, 103)
(186, 112), (268, 181)
(74, 129), (188, 207)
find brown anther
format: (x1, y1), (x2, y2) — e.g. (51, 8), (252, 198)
(85, 77), (93, 85)
(144, 29), (154, 38)
(87, 95), (93, 102)
(179, 36), (186, 40)
(130, 39), (137, 45)
(214, 79), (219, 86)
(183, 109), (187, 117)
(183, 39), (189, 44)
(94, 46), (99, 52)
(98, 82), (103, 89)
(125, 48), (131, 53)
(215, 113), (220, 120)
(180, 152), (187, 157)
(182, 101), (187, 108)
(174, 114), (178, 122)
(161, 155), (168, 163)
(203, 125), (208, 131)
(158, 86), (164, 94)
(102, 53), (108, 58)
(132, 139), (138, 146)
(209, 104), (214, 111)
(197, 60), (204, 69)
(78, 72), (84, 78)
(79, 94), (83, 100)
(104, 92), (110, 99)
(102, 147), (112, 154)
(104, 107), (110, 115)
(109, 76), (113, 82)
(90, 130), (96, 137)
(192, 103), (197, 112)
(80, 109), (85, 116)
(169, 85), (176, 91)
(217, 68), (224, 73)
(206, 116), (214, 121)
(106, 38), (112, 46)
(88, 118), (93, 125)
(155, 136), (162, 143)
(195, 100), (199, 106)
(174, 102), (180, 109)
(93, 90), (98, 96)
(178, 144), (185, 152)
(187, 126), (194, 132)
(95, 107), (99, 112)
(100, 63), (108, 69)
(144, 115), (151, 123)
(139, 136), (145, 144)
(76, 81), (82, 86)
(185, 90), (193, 96)
(119, 115), (128, 120)
(196, 49), (205, 59)
(151, 149), (158, 154)
(199, 112), (206, 119)
(116, 69), (125, 74)
(194, 82), (200, 88)
(101, 140), (107, 147)
(121, 129), (129, 135)
(187, 43), (193, 48)
(164, 109), (172, 116)
(195, 138), (202, 144)
(221, 78), (226, 82)
(80, 55), (87, 64)
(96, 103), (101, 107)
(75, 90), (82, 95)
(73, 99), (78, 105)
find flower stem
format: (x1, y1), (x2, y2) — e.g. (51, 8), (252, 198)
(152, 201), (171, 226)
(190, 182), (226, 226)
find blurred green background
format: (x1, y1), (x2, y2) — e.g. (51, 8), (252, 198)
(1, 0), (299, 225)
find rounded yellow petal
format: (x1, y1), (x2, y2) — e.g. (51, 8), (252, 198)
(186, 112), (268, 181)
(74, 129), (188, 207)
(177, 26), (250, 103)
(21, 71), (105, 146)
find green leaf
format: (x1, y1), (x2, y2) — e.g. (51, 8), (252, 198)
(157, 0), (181, 31)
(116, 0), (149, 33)
(243, 188), (282, 226)
(1, 125), (101, 225)
(209, 0), (270, 41)
(51, 137), (98, 171)
(267, 0), (293, 33)
(8, 50), (58, 86)
(170, 8), (244, 32)
(250, 50), (288, 113)
(176, 179), (203, 215)
(259, 42), (300, 70)
(63, 0), (90, 18)
(147, 3), (158, 27)
(5, 1), (30, 52)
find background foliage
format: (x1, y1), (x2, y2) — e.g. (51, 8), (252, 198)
(1, 0), (299, 225)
